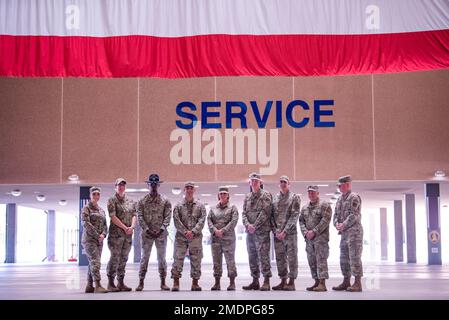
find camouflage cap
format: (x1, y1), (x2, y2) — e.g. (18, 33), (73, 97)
(279, 175), (289, 183)
(184, 181), (196, 188)
(89, 186), (101, 194)
(248, 172), (262, 181)
(307, 185), (319, 192)
(218, 186), (229, 193)
(337, 175), (352, 185)
(114, 178), (127, 186)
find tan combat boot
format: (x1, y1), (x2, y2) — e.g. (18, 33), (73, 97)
(94, 280), (108, 293)
(272, 278), (287, 290)
(117, 278), (132, 292)
(85, 277), (94, 293)
(227, 277), (236, 291)
(346, 276), (362, 292)
(260, 277), (271, 291)
(242, 277), (260, 290)
(313, 279), (327, 292)
(211, 277), (221, 291)
(332, 277), (351, 291)
(283, 278), (296, 291)
(107, 276), (120, 292)
(160, 277), (170, 291)
(306, 279), (319, 291)
(135, 279), (144, 292)
(172, 277), (180, 291)
(191, 278), (202, 291)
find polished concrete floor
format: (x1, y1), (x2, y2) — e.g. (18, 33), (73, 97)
(0, 262), (448, 300)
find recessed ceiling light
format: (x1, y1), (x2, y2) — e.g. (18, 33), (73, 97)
(11, 189), (22, 197)
(317, 184), (329, 187)
(68, 174), (79, 182)
(172, 187), (182, 195)
(434, 170), (446, 178)
(226, 185), (238, 188)
(59, 200), (67, 206)
(36, 194), (46, 202)
(200, 194), (212, 197)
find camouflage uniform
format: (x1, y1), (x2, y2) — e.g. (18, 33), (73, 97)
(137, 193), (172, 280)
(333, 191), (363, 278)
(299, 199), (332, 279)
(271, 191), (301, 279)
(242, 189), (273, 278)
(207, 202), (239, 278)
(106, 193), (136, 281)
(171, 198), (206, 280)
(81, 201), (108, 282)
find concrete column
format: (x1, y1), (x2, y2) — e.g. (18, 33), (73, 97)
(405, 194), (416, 263)
(46, 210), (56, 262)
(5, 203), (17, 263)
(425, 183), (442, 265)
(393, 200), (404, 262)
(78, 186), (91, 266)
(380, 208), (388, 261)
(133, 224), (141, 263)
(369, 213), (377, 260)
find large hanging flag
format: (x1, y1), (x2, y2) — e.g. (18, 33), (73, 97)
(1, 0), (449, 78)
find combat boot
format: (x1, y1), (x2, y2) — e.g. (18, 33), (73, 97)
(94, 280), (108, 293)
(260, 277), (271, 291)
(272, 278), (286, 290)
(172, 277), (180, 291)
(85, 277), (94, 293)
(332, 277), (351, 291)
(242, 277), (260, 290)
(135, 279), (144, 291)
(211, 277), (221, 291)
(346, 276), (362, 292)
(283, 278), (296, 291)
(227, 277), (236, 291)
(160, 277), (170, 291)
(306, 279), (319, 291)
(191, 278), (202, 291)
(117, 278), (132, 292)
(313, 279), (327, 292)
(107, 276), (120, 292)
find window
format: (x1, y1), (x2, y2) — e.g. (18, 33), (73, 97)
(16, 206), (46, 263)
(0, 204), (6, 263)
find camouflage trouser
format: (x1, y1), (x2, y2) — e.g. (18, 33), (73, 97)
(274, 233), (298, 279)
(138, 231), (168, 280)
(107, 235), (132, 280)
(340, 226), (364, 277)
(171, 235), (203, 280)
(246, 231), (272, 278)
(211, 236), (237, 278)
(305, 237), (329, 279)
(83, 240), (103, 282)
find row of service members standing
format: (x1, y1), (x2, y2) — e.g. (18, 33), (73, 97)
(81, 173), (363, 293)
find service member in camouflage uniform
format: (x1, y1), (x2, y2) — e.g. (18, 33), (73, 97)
(271, 175), (301, 291)
(106, 178), (137, 292)
(81, 186), (108, 293)
(242, 172), (273, 291)
(299, 185), (332, 292)
(171, 181), (206, 291)
(135, 174), (172, 292)
(207, 186), (239, 291)
(332, 175), (364, 292)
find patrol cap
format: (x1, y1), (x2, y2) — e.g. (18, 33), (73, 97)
(279, 175), (289, 183)
(115, 178), (127, 186)
(145, 173), (163, 184)
(248, 172), (262, 181)
(218, 186), (229, 194)
(307, 185), (319, 192)
(89, 186), (101, 194)
(337, 175), (352, 185)
(184, 181), (196, 188)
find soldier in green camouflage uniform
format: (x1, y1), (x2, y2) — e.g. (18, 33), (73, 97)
(135, 174), (172, 292)
(171, 181), (206, 291)
(242, 172), (273, 291)
(207, 186), (239, 291)
(106, 178), (137, 292)
(271, 175), (300, 291)
(332, 175), (364, 292)
(81, 186), (108, 293)
(299, 185), (332, 292)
